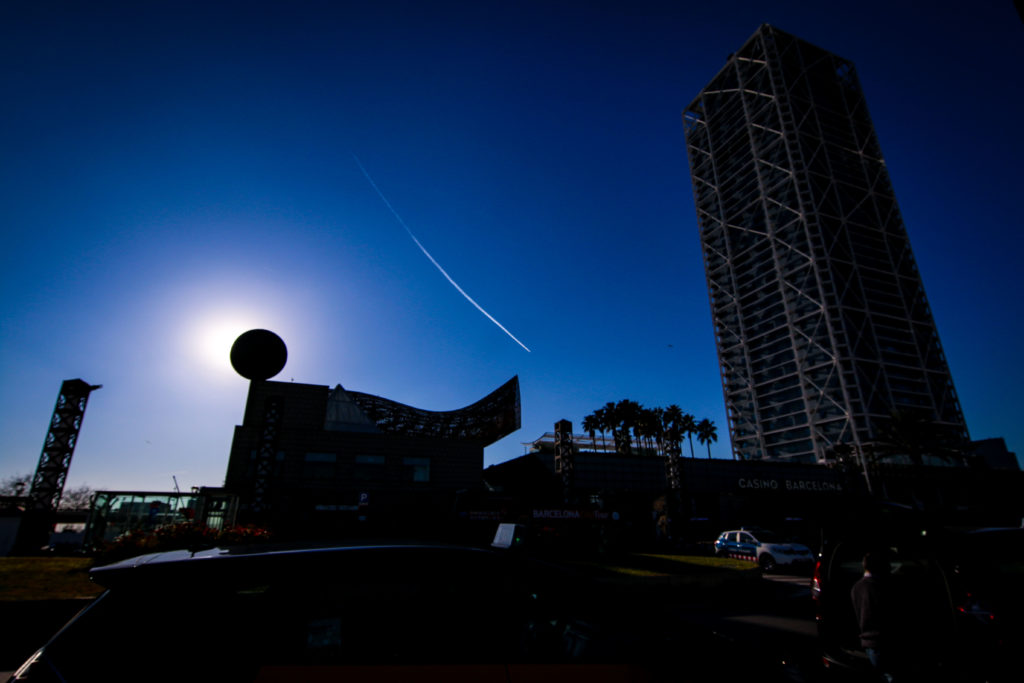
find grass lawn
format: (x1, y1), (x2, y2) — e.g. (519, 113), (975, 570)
(635, 553), (758, 571)
(570, 553), (760, 581)
(0, 553), (756, 600)
(0, 557), (101, 601)
(591, 564), (674, 578)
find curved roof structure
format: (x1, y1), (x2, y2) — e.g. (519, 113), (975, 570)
(342, 376), (521, 447)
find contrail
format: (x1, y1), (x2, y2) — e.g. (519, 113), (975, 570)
(353, 154), (531, 353)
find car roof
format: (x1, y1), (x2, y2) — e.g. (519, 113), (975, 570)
(90, 541), (499, 588)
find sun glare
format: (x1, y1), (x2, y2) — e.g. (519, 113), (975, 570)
(168, 269), (316, 383)
(193, 313), (268, 376)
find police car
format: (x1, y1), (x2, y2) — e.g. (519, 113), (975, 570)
(714, 528), (813, 571)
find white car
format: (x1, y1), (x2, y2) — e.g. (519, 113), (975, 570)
(714, 528), (813, 571)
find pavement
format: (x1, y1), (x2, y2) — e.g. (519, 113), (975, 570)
(690, 570), (830, 681)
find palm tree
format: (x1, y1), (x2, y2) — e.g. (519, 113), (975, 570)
(582, 412), (600, 453)
(679, 412), (698, 458)
(648, 407), (665, 456)
(582, 401), (716, 464)
(662, 405), (683, 455)
(696, 418), (718, 459)
(614, 399), (643, 456)
(633, 408), (649, 455)
(599, 402), (618, 454)
(633, 407), (653, 455)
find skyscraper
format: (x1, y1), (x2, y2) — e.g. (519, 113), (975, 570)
(683, 25), (968, 463)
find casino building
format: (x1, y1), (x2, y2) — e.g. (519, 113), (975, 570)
(485, 426), (1024, 545)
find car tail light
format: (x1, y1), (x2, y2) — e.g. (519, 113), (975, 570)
(811, 559), (823, 621)
(957, 592), (997, 624)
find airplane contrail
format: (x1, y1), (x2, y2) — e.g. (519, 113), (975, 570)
(352, 154), (531, 353)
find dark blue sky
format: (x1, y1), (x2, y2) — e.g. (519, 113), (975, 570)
(2, 1), (1022, 490)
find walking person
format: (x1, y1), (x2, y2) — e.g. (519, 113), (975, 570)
(851, 551), (894, 681)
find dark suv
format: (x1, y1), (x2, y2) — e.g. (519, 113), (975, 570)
(813, 512), (1024, 682)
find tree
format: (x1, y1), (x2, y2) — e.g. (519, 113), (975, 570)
(696, 418), (718, 459)
(679, 413), (698, 458)
(661, 405), (684, 457)
(633, 407), (652, 455)
(0, 473), (32, 497)
(582, 412), (601, 453)
(606, 399), (640, 456)
(58, 484), (97, 510)
(599, 402), (618, 454)
(646, 407), (665, 456)
(0, 474), (97, 510)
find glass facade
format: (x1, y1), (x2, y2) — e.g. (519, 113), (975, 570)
(83, 489), (237, 548)
(85, 492), (198, 545)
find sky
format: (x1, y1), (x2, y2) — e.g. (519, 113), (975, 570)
(2, 1), (1022, 492)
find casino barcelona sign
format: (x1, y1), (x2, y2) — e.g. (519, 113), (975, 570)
(737, 477), (843, 493)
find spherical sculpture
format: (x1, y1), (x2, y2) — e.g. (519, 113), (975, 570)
(230, 329), (287, 381)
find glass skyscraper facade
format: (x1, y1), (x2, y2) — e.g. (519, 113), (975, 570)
(683, 25), (968, 463)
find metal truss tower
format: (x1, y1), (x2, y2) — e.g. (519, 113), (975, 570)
(683, 25), (968, 463)
(553, 419), (575, 501)
(29, 379), (102, 511)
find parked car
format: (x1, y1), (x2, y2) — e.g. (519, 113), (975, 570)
(714, 528), (813, 571)
(8, 540), (801, 682)
(813, 509), (1024, 682)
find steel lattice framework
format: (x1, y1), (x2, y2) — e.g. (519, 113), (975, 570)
(664, 444), (682, 490)
(346, 376), (521, 447)
(553, 419), (575, 497)
(683, 25), (968, 463)
(29, 379), (101, 511)
(249, 397), (281, 514)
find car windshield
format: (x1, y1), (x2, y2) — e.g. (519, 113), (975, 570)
(752, 530), (780, 542)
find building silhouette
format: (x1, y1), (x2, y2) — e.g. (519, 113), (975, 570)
(224, 376), (520, 535)
(683, 25), (968, 463)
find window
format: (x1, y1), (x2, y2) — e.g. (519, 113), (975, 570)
(354, 455), (386, 481)
(304, 452), (336, 479)
(403, 457), (430, 483)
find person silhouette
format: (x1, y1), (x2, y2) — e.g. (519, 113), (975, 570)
(851, 550), (893, 681)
